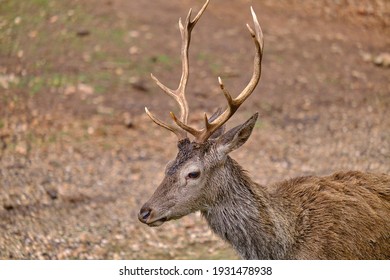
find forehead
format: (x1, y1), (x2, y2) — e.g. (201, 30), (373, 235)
(166, 139), (209, 175)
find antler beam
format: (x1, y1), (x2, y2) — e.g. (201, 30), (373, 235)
(171, 6), (264, 142)
(145, 1), (263, 143)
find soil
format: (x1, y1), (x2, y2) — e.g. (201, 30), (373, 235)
(0, 0), (389, 259)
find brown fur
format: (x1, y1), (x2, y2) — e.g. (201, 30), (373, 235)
(265, 171), (390, 259)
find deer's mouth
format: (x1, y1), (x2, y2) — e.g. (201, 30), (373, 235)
(138, 207), (168, 227)
(147, 217), (168, 227)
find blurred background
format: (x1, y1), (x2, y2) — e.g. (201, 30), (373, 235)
(0, 0), (389, 259)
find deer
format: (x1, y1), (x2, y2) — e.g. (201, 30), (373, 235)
(138, 0), (390, 259)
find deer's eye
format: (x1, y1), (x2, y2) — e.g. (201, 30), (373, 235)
(187, 171), (200, 179)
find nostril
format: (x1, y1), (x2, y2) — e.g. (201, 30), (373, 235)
(141, 210), (150, 220)
(139, 207), (151, 222)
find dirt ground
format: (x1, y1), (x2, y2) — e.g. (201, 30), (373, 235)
(1, 0), (389, 259)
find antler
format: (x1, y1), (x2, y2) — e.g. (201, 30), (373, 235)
(145, 0), (210, 140)
(172, 6), (264, 142)
(145, 2), (264, 143)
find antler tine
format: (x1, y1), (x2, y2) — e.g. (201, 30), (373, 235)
(146, 0), (210, 139)
(145, 107), (186, 139)
(172, 7), (264, 142)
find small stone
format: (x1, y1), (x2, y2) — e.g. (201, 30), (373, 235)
(28, 30), (38, 38)
(129, 30), (139, 38)
(49, 15), (58, 23)
(64, 85), (76, 95)
(97, 106), (113, 115)
(78, 83), (94, 95)
(373, 53), (390, 68)
(123, 112), (133, 128)
(15, 142), (28, 155)
(76, 30), (90, 37)
(129, 46), (139, 55)
(351, 70), (366, 80)
(130, 78), (148, 92)
(3, 203), (14, 211)
(14, 17), (21, 25)
(361, 52), (372, 62)
(46, 188), (58, 200)
(17, 50), (24, 58)
(331, 43), (342, 54)
(82, 53), (91, 62)
(115, 68), (123, 76)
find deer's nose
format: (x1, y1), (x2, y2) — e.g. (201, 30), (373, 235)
(138, 206), (152, 223)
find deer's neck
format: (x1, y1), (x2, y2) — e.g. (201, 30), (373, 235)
(201, 156), (292, 259)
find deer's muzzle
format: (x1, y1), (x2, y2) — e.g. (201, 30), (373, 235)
(138, 205), (167, 227)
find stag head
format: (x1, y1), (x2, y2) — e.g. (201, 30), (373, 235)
(138, 0), (263, 227)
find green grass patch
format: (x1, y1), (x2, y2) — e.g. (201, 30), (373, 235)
(1, 0), (143, 111)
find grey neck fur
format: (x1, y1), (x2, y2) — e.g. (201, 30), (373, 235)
(201, 156), (292, 259)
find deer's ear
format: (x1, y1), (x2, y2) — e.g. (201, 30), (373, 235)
(216, 113), (258, 156)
